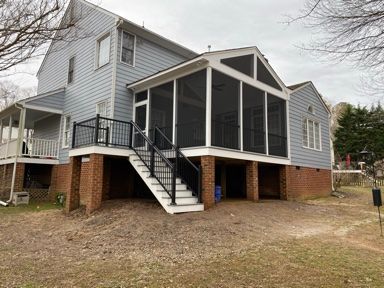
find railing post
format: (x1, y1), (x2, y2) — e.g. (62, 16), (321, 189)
(94, 114), (100, 145)
(72, 121), (77, 148)
(105, 126), (110, 147)
(129, 122), (133, 148)
(171, 147), (179, 206)
(150, 145), (155, 177)
(198, 164), (202, 203)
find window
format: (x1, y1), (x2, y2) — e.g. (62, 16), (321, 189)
(68, 56), (75, 84)
(211, 70), (240, 150)
(257, 58), (282, 91)
(121, 31), (135, 65)
(96, 33), (110, 68)
(302, 118), (321, 150)
(135, 91), (147, 103)
(63, 115), (71, 148)
(221, 54), (254, 77)
(96, 101), (107, 117)
(243, 83), (265, 154)
(177, 69), (206, 147)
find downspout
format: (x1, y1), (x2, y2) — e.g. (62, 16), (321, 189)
(110, 18), (123, 119)
(7, 103), (25, 204)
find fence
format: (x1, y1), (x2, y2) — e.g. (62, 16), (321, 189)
(333, 170), (384, 187)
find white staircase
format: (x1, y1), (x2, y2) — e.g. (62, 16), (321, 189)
(128, 152), (204, 214)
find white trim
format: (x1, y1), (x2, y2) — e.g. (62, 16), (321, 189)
(172, 79), (177, 144)
(96, 100), (108, 117)
(0, 157), (59, 166)
(264, 92), (269, 155)
(110, 26), (119, 119)
(67, 55), (75, 85)
(22, 88), (65, 104)
(239, 81), (243, 151)
(206, 67), (212, 147)
(286, 99), (291, 160)
(302, 116), (322, 151)
(23, 104), (63, 115)
(181, 146), (290, 165)
(69, 146), (132, 157)
(120, 29), (136, 67)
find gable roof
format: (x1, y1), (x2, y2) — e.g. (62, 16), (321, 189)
(127, 46), (288, 94)
(37, 0), (197, 76)
(288, 81), (331, 115)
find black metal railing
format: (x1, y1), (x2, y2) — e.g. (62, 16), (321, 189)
(176, 121), (205, 148)
(72, 115), (203, 205)
(154, 127), (202, 202)
(130, 121), (177, 205)
(72, 114), (131, 148)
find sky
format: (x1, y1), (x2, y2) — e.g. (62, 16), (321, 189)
(4, 0), (382, 106)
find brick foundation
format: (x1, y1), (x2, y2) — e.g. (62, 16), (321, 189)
(201, 156), (215, 209)
(50, 164), (70, 200)
(0, 163), (25, 199)
(246, 161), (259, 201)
(86, 154), (104, 214)
(285, 166), (332, 199)
(65, 156), (81, 214)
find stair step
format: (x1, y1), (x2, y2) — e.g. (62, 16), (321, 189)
(168, 203), (204, 213)
(159, 191), (193, 197)
(161, 196), (198, 205)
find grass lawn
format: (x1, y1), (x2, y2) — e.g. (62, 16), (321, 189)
(0, 186), (383, 287)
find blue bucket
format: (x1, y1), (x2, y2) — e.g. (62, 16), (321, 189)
(215, 185), (222, 202)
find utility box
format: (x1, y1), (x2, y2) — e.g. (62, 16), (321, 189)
(12, 192), (30, 206)
(372, 188), (382, 207)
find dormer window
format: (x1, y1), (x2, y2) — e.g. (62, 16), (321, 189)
(121, 31), (135, 66)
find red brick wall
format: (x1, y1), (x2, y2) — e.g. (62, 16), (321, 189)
(50, 164), (69, 200)
(246, 161), (259, 201)
(79, 161), (90, 205)
(0, 163), (25, 199)
(201, 156), (215, 209)
(285, 166), (332, 199)
(86, 154), (104, 214)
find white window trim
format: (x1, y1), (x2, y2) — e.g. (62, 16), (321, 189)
(120, 30), (136, 67)
(96, 100), (108, 117)
(302, 116), (322, 151)
(95, 32), (111, 69)
(62, 114), (71, 148)
(67, 56), (75, 85)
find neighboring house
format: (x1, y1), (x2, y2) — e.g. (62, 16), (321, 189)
(0, 0), (332, 213)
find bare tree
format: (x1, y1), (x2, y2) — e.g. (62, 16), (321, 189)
(288, 0), (384, 93)
(0, 0), (84, 73)
(0, 81), (36, 109)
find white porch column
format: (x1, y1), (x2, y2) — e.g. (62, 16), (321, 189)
(6, 114), (13, 157)
(0, 119), (3, 143)
(206, 67), (212, 147)
(172, 79), (177, 144)
(17, 108), (26, 156)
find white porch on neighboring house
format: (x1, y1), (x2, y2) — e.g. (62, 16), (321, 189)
(0, 104), (61, 164)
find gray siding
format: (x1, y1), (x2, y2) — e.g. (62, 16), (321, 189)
(26, 90), (65, 111)
(114, 29), (188, 122)
(289, 84), (331, 169)
(33, 114), (61, 141)
(37, 1), (116, 163)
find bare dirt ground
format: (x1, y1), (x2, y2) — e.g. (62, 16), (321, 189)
(1, 186), (384, 288)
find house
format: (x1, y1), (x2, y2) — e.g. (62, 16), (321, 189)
(0, 0), (332, 213)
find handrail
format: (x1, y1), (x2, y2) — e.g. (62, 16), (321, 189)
(130, 121), (176, 204)
(154, 126), (202, 202)
(154, 126), (198, 170)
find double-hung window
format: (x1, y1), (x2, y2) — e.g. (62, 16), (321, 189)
(121, 31), (135, 65)
(63, 115), (71, 148)
(68, 56), (75, 84)
(302, 118), (321, 150)
(96, 33), (110, 68)
(96, 101), (108, 144)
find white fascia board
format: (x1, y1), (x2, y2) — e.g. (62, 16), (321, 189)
(127, 57), (208, 92)
(23, 104), (63, 115)
(69, 146), (132, 157)
(180, 146), (291, 165)
(205, 47), (257, 60)
(209, 60), (287, 99)
(0, 158), (59, 165)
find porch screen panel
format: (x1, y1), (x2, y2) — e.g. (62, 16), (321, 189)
(243, 84), (265, 154)
(149, 82), (174, 140)
(211, 70), (240, 150)
(267, 94), (287, 157)
(176, 69), (206, 147)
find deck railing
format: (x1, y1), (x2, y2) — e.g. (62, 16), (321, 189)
(0, 138), (59, 160)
